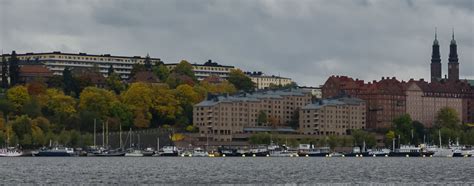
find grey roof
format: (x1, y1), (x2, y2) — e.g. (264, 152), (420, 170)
(195, 89), (310, 107)
(302, 97), (365, 109)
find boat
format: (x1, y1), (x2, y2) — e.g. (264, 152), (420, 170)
(33, 147), (75, 157)
(217, 146), (239, 157)
(368, 149), (391, 157)
(87, 147), (125, 157)
(328, 152), (344, 157)
(191, 147), (209, 157)
(0, 147), (23, 157)
(388, 145), (433, 157)
(427, 130), (454, 157)
(298, 144), (330, 157)
(125, 149), (144, 157)
(157, 146), (180, 157)
(268, 144), (297, 157)
(344, 146), (370, 157)
(245, 146), (269, 157)
(142, 147), (155, 156)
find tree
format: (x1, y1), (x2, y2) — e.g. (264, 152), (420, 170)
(133, 109), (150, 128)
(107, 65), (114, 76)
(0, 99), (15, 121)
(8, 51), (20, 86)
(385, 130), (395, 147)
(144, 54), (152, 71)
(11, 115), (32, 141)
(43, 89), (76, 127)
(434, 107), (461, 130)
(172, 60), (196, 81)
(327, 135), (340, 151)
(22, 97), (42, 118)
(105, 72), (125, 94)
(79, 87), (118, 117)
(130, 64), (145, 79)
(6, 85), (30, 112)
(108, 102), (134, 129)
(249, 133), (271, 145)
(1, 55), (8, 89)
(27, 81), (47, 96)
(257, 110), (267, 126)
(228, 69), (255, 92)
(351, 129), (377, 148)
(392, 114), (413, 144)
(62, 67), (77, 96)
(153, 64), (170, 81)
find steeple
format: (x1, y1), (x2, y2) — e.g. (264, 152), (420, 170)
(448, 28), (459, 81)
(430, 28), (441, 82)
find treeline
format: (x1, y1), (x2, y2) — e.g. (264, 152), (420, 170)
(0, 52), (258, 148)
(386, 107), (474, 147)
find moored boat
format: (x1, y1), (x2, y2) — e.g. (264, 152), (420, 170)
(0, 147), (23, 157)
(191, 147), (209, 157)
(33, 147), (75, 157)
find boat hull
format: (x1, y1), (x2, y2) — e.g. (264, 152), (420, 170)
(34, 152), (74, 157)
(388, 152), (434, 157)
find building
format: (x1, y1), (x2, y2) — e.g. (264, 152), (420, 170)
(0, 52), (161, 80)
(245, 71), (293, 89)
(299, 96), (366, 136)
(166, 60), (235, 81)
(193, 89), (312, 141)
(18, 64), (54, 84)
(298, 86), (322, 99)
(405, 79), (468, 127)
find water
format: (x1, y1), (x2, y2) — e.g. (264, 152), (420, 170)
(0, 157), (473, 184)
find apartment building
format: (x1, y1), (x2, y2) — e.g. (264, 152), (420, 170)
(245, 71), (293, 89)
(299, 97), (366, 136)
(1, 52), (161, 80)
(166, 60), (235, 81)
(193, 89), (312, 141)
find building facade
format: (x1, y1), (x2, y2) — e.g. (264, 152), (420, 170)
(299, 97), (366, 136)
(166, 60), (235, 81)
(193, 89), (312, 141)
(245, 72), (293, 89)
(1, 52), (161, 80)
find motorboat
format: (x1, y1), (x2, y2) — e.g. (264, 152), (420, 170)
(125, 149), (144, 157)
(33, 147), (75, 157)
(191, 147), (209, 157)
(368, 149), (391, 157)
(388, 145), (434, 157)
(0, 147), (23, 157)
(156, 146), (180, 157)
(298, 145), (330, 157)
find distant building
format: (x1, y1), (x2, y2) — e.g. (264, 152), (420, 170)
(18, 64), (54, 84)
(166, 60), (235, 81)
(299, 96), (366, 136)
(193, 89), (312, 141)
(298, 86), (322, 98)
(245, 71), (293, 89)
(1, 52), (161, 80)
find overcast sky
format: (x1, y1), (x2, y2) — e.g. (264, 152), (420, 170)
(0, 0), (473, 86)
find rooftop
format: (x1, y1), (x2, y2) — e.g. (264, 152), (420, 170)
(302, 96), (365, 109)
(2, 51), (161, 60)
(195, 89), (310, 107)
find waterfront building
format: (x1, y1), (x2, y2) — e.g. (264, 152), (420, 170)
(245, 71), (293, 89)
(0, 52), (161, 80)
(299, 96), (366, 136)
(166, 60), (235, 81)
(193, 89), (312, 141)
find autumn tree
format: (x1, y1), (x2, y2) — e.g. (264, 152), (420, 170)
(105, 72), (125, 94)
(257, 110), (267, 126)
(228, 69), (255, 92)
(6, 85), (30, 112)
(79, 87), (118, 118)
(171, 60), (196, 81)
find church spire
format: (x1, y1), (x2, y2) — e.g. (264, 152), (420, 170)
(430, 27), (441, 82)
(448, 28), (459, 81)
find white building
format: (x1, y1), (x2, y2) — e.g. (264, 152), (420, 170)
(166, 60), (235, 81)
(246, 72), (293, 89)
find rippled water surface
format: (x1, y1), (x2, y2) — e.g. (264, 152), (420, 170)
(0, 157), (473, 184)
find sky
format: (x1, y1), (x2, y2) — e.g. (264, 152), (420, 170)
(0, 0), (473, 86)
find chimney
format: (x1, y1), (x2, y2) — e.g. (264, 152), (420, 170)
(381, 77), (385, 80)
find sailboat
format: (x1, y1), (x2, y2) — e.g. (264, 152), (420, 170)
(429, 130), (453, 157)
(87, 120), (125, 157)
(125, 128), (144, 157)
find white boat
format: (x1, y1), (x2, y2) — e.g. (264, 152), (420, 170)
(191, 147), (209, 157)
(125, 149), (144, 157)
(428, 130), (454, 157)
(0, 147), (23, 157)
(268, 144), (298, 157)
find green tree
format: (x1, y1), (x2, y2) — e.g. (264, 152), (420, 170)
(228, 69), (255, 92)
(108, 102), (134, 129)
(249, 133), (271, 145)
(11, 115), (32, 141)
(153, 64), (170, 81)
(0, 99), (15, 121)
(105, 72), (125, 94)
(392, 114), (413, 144)
(434, 107), (461, 130)
(1, 55), (8, 89)
(62, 67), (78, 96)
(327, 135), (340, 151)
(172, 60), (197, 81)
(22, 97), (42, 118)
(257, 110), (267, 126)
(8, 51), (20, 86)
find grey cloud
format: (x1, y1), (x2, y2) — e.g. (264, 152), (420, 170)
(0, 0), (472, 85)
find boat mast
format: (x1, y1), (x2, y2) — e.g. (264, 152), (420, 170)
(438, 130), (442, 148)
(102, 121), (105, 147)
(119, 123), (122, 150)
(106, 120), (109, 148)
(93, 118), (96, 147)
(157, 137), (159, 151)
(129, 128), (132, 148)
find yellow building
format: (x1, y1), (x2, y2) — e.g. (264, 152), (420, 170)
(246, 72), (293, 89)
(1, 52), (161, 80)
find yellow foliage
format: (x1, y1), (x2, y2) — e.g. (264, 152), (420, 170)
(171, 133), (185, 142)
(6, 85), (30, 111)
(45, 88), (76, 116)
(79, 87), (118, 116)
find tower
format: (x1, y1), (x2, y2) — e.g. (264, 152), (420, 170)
(448, 29), (459, 81)
(430, 28), (441, 82)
